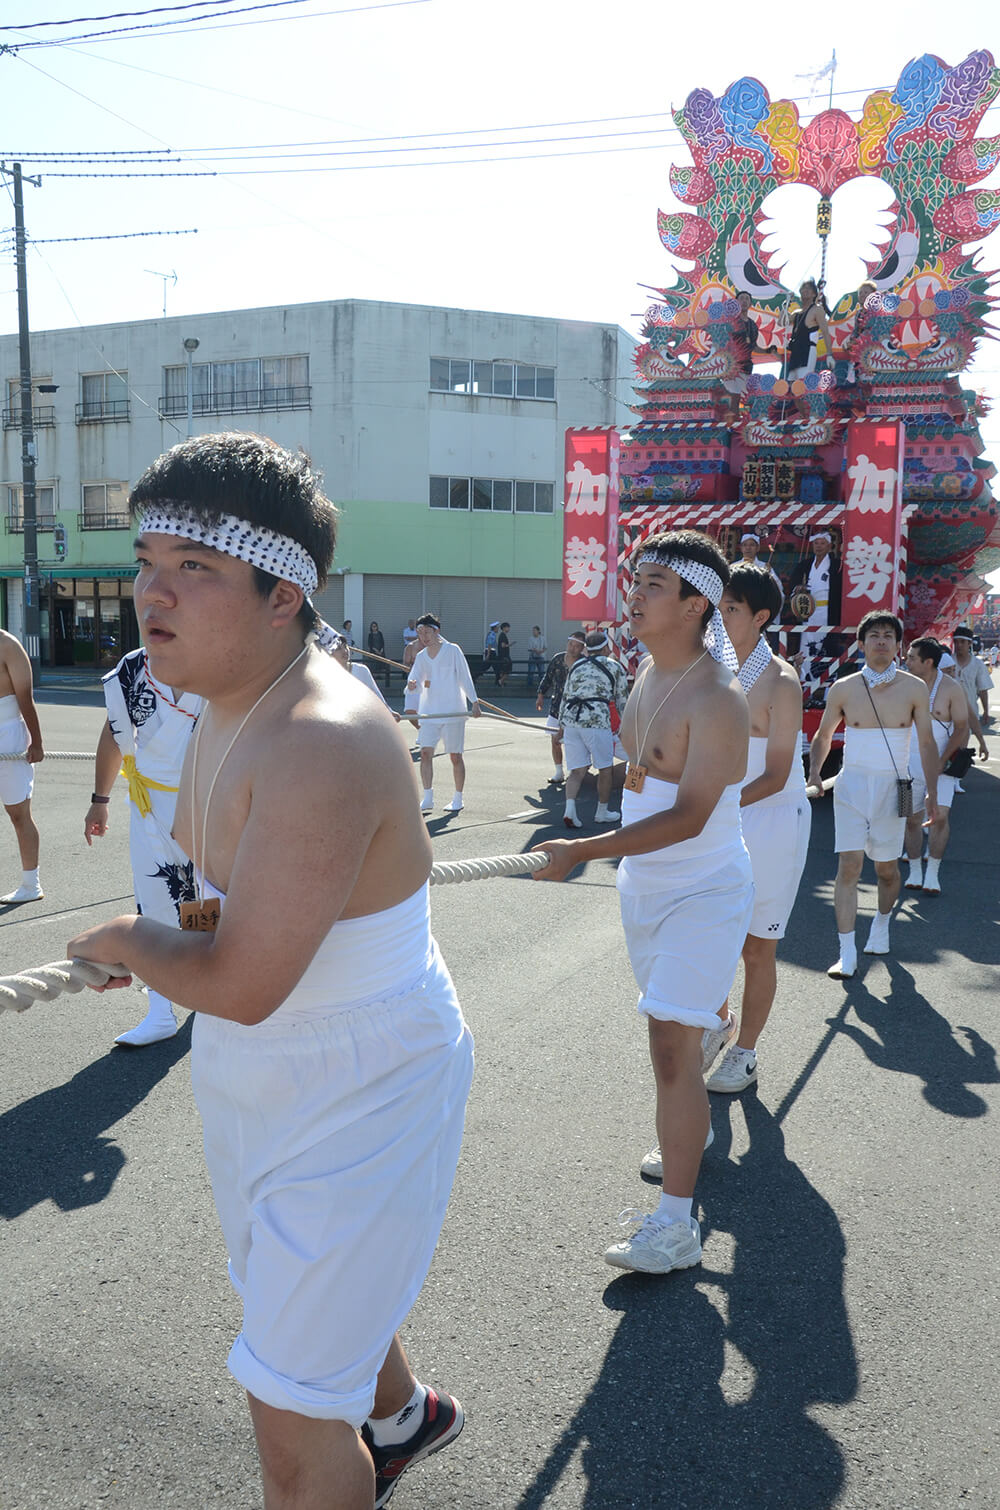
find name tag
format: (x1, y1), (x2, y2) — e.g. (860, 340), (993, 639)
(179, 899), (220, 932)
(625, 763), (647, 793)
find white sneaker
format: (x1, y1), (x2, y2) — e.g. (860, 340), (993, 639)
(420, 791), (433, 812)
(115, 1005), (179, 1048)
(707, 1047), (758, 1093)
(445, 793), (464, 812)
(640, 1125), (714, 1180)
(701, 1014), (738, 1073)
(604, 1211), (702, 1274)
(1, 882), (44, 903)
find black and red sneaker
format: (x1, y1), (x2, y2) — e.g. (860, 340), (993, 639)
(362, 1388), (465, 1508)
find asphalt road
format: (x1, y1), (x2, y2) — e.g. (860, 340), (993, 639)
(1, 692), (998, 1510)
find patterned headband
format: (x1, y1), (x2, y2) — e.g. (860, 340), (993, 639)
(138, 505), (320, 598)
(635, 551), (740, 673)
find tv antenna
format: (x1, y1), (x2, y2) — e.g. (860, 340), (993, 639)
(146, 267), (177, 318)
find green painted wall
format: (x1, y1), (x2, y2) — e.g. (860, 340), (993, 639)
(333, 499), (564, 580)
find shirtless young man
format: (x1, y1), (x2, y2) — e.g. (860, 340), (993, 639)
(66, 433), (473, 1510)
(807, 611), (939, 979)
(404, 613), (480, 813)
(708, 564), (811, 1093)
(0, 628), (44, 902)
(531, 531), (752, 1276)
(902, 637), (970, 896)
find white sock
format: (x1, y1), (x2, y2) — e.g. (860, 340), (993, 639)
(367, 1381), (427, 1446)
(906, 858), (922, 879)
(564, 798), (577, 819)
(553, 764), (564, 780)
(22, 868), (39, 888)
(838, 931), (857, 963)
(655, 1191), (693, 1226)
(924, 858), (940, 886)
(873, 910), (892, 930)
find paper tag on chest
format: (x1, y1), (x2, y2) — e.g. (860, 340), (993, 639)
(179, 898), (220, 932)
(624, 763), (647, 793)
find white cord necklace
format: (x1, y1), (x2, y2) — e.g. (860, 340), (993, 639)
(625, 652), (708, 793)
(183, 643), (310, 929)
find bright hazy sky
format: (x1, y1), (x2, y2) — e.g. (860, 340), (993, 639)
(0, 0), (998, 485)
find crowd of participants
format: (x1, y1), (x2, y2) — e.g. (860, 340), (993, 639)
(0, 430), (995, 1510)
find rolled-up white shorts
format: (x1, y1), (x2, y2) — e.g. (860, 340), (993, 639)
(0, 714), (32, 806)
(833, 767), (905, 860)
(190, 945), (474, 1426)
(619, 855), (754, 1027)
(418, 716), (466, 754)
(911, 770), (954, 811)
(563, 725), (615, 772)
(741, 797), (811, 940)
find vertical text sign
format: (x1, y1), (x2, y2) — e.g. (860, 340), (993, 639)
(841, 420), (905, 628)
(562, 428), (620, 622)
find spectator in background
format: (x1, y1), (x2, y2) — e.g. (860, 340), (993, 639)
(527, 626), (546, 688)
(952, 626), (992, 725)
(481, 622), (499, 683)
(367, 620), (389, 689)
(496, 623), (513, 687)
(342, 619), (355, 650)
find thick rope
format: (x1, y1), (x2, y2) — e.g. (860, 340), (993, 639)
(429, 851), (550, 885)
(0, 750), (92, 762)
(0, 958), (128, 1014)
(1, 853), (548, 1014)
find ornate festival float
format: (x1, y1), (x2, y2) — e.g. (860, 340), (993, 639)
(561, 50), (1000, 725)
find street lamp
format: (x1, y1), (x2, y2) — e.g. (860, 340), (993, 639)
(183, 337), (199, 437)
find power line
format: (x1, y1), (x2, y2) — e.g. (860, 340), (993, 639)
(4, 0), (428, 49)
(1, 1), (240, 31)
(5, 0), (308, 48)
(29, 227), (198, 242)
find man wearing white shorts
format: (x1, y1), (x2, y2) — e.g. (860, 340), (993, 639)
(535, 629), (585, 784)
(68, 433), (473, 1510)
(531, 530), (752, 1277)
(0, 628), (44, 903)
(708, 563), (810, 1093)
(807, 611), (939, 979)
(84, 647), (202, 1046)
(902, 637), (969, 896)
(404, 613), (480, 813)
(559, 630), (628, 828)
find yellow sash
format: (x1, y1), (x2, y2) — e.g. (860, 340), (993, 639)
(120, 755), (178, 818)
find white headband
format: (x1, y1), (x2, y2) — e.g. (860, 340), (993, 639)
(811, 532), (832, 544)
(741, 533), (760, 543)
(138, 505), (320, 598)
(586, 632), (610, 652)
(636, 551), (740, 673)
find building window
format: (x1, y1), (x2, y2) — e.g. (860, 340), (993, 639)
(159, 355), (310, 417)
(4, 378), (56, 430)
(5, 483), (56, 532)
(429, 476), (553, 513)
(79, 482), (129, 529)
(429, 359), (555, 400)
(77, 371), (130, 423)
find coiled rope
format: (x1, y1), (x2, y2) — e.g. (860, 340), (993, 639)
(0, 853), (550, 1014)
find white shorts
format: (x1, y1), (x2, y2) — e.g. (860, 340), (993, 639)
(0, 714), (33, 806)
(741, 797), (811, 940)
(619, 856), (754, 1027)
(833, 767), (905, 860)
(190, 946), (474, 1426)
(546, 714), (562, 734)
(563, 725), (615, 772)
(911, 771), (954, 811)
(418, 716), (466, 754)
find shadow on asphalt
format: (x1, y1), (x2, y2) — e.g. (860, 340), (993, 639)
(0, 1015), (192, 1220)
(516, 1092), (856, 1510)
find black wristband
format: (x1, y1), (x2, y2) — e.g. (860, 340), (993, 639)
(90, 793), (110, 804)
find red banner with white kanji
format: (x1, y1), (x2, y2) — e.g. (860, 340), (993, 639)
(841, 420), (905, 628)
(562, 428), (620, 622)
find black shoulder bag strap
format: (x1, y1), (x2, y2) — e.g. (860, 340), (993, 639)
(862, 678), (913, 815)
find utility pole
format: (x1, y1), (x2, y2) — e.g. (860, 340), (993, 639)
(3, 162), (42, 676)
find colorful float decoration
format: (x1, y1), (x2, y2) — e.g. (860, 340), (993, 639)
(616, 50), (1000, 683)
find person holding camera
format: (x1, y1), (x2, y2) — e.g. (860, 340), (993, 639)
(806, 612), (938, 979)
(902, 637), (971, 895)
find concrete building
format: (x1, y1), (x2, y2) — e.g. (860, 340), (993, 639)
(0, 298), (636, 668)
